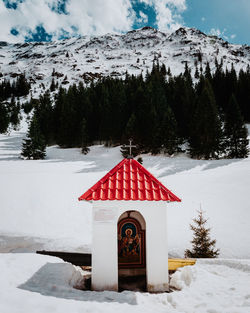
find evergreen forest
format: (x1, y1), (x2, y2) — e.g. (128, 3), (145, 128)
(0, 61), (249, 160)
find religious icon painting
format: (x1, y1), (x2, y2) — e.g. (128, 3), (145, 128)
(118, 217), (145, 268)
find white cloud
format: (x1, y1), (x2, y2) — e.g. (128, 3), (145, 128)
(209, 28), (222, 37)
(201, 17), (206, 22)
(209, 27), (228, 39)
(138, 10), (148, 23)
(139, 0), (186, 32)
(0, 0), (134, 42)
(0, 0), (187, 42)
(209, 28), (238, 42)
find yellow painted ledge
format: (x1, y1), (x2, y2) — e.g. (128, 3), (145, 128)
(168, 258), (196, 271)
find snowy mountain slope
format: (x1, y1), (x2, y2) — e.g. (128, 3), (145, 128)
(0, 27), (249, 95)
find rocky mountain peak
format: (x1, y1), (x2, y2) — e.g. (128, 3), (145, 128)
(0, 27), (249, 97)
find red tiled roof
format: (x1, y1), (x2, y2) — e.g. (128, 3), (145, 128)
(78, 158), (181, 202)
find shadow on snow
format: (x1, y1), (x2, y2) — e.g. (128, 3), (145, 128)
(18, 262), (137, 304)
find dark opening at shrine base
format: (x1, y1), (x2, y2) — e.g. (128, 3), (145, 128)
(118, 275), (147, 292)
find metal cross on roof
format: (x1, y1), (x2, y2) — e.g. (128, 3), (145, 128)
(124, 138), (136, 158)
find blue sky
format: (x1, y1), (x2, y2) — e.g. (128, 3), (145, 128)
(0, 0), (249, 45)
(182, 0), (250, 45)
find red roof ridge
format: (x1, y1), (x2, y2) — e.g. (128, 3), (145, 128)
(78, 158), (181, 202)
(79, 158), (127, 200)
(133, 159), (181, 200)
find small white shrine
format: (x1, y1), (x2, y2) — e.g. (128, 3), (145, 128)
(79, 153), (181, 292)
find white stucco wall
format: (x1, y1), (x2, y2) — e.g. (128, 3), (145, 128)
(91, 206), (118, 291)
(91, 200), (170, 292)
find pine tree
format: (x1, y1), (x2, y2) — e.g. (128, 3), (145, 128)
(160, 63), (167, 77)
(0, 101), (10, 133)
(184, 62), (191, 80)
(50, 78), (56, 92)
(120, 137), (140, 158)
(237, 69), (250, 122)
(167, 73), (195, 140)
(224, 94), (249, 158)
(160, 106), (179, 155)
(21, 115), (46, 160)
(98, 84), (113, 144)
(185, 210), (219, 258)
(120, 141), (140, 158)
(137, 156), (143, 164)
(81, 118), (89, 154)
(124, 113), (136, 142)
(211, 58), (225, 112)
(54, 86), (77, 147)
(107, 78), (127, 143)
(9, 96), (21, 130)
(120, 144), (129, 158)
(133, 84), (156, 150)
(194, 65), (200, 79)
(189, 79), (222, 159)
(22, 97), (36, 115)
(167, 66), (172, 76)
(15, 73), (30, 97)
(205, 62), (212, 82)
(35, 91), (54, 145)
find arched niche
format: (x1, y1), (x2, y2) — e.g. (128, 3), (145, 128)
(117, 210), (146, 291)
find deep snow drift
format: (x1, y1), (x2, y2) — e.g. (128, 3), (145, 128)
(0, 253), (250, 313)
(0, 122), (250, 258)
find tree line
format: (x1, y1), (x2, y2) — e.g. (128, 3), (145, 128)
(0, 73), (30, 133)
(0, 73), (30, 101)
(0, 62), (248, 160)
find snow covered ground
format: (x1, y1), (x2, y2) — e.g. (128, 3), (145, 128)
(0, 253), (250, 313)
(1, 121), (250, 312)
(0, 121), (250, 258)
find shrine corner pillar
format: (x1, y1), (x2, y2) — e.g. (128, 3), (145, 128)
(91, 203), (118, 291)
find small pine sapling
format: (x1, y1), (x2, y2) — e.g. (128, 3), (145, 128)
(120, 139), (140, 158)
(185, 210), (219, 258)
(137, 157), (143, 164)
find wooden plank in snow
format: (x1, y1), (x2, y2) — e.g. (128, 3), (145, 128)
(36, 250), (91, 266)
(168, 258), (196, 271)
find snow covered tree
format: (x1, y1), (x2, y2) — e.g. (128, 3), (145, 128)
(21, 115), (46, 160)
(185, 210), (219, 258)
